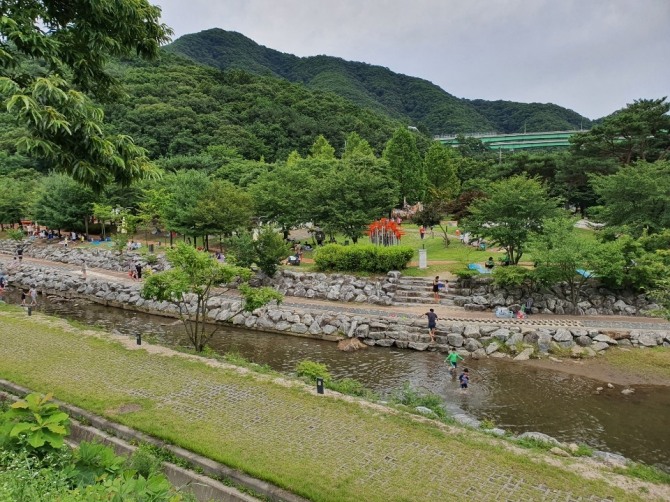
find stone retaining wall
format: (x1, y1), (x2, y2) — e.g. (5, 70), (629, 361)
(452, 276), (660, 317)
(0, 238), (166, 272)
(264, 269), (397, 305)
(0, 241), (396, 305)
(4, 262), (669, 360)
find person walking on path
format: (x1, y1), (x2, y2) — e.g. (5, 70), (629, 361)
(423, 308), (439, 342)
(458, 368), (470, 393)
(29, 286), (37, 306)
(446, 349), (464, 375)
(20, 289), (27, 306)
(135, 262), (142, 280)
(432, 276), (441, 303)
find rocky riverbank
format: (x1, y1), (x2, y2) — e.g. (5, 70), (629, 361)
(3, 261), (669, 361)
(452, 275), (660, 316)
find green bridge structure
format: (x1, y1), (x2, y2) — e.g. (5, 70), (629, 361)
(435, 130), (584, 150)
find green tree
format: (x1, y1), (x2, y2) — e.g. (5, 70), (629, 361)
(159, 170), (209, 245)
(0, 0), (171, 190)
(571, 98), (670, 165)
(462, 175), (560, 264)
(383, 127), (425, 204)
(589, 160), (670, 237)
(92, 203), (114, 240)
(250, 163), (314, 238)
(33, 174), (97, 233)
(0, 171), (37, 227)
(192, 180), (255, 249)
(530, 217), (626, 313)
(310, 135), (336, 159)
(423, 142), (460, 198)
(342, 132), (375, 159)
(310, 157), (398, 243)
(141, 244), (282, 352)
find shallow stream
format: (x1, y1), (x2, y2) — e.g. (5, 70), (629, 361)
(4, 290), (669, 471)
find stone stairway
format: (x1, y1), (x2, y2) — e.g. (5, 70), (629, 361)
(392, 276), (461, 306)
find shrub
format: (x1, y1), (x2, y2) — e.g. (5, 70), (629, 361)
(296, 360), (332, 384)
(314, 244), (414, 273)
(390, 382), (448, 420)
(225, 232), (255, 268)
(253, 227), (291, 277)
(126, 444), (163, 478)
(454, 268), (479, 280)
(491, 266), (532, 288)
(0, 392), (70, 453)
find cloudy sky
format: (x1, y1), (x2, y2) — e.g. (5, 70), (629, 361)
(153, 0), (669, 119)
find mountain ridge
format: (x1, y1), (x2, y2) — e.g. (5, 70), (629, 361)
(165, 28), (592, 135)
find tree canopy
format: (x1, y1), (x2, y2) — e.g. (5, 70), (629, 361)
(0, 0), (172, 190)
(462, 175), (560, 264)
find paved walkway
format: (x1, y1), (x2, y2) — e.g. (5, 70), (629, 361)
(0, 308), (658, 501)
(3, 254), (669, 332)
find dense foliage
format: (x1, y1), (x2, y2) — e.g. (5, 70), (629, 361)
(104, 53), (402, 162)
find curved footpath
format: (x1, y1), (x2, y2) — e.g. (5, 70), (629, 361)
(0, 255), (670, 502)
(0, 306), (667, 501)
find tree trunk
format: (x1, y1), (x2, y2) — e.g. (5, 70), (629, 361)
(84, 216), (89, 240)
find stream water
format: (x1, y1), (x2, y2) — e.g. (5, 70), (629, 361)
(4, 290), (669, 471)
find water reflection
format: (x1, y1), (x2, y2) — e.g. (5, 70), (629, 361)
(4, 290), (669, 470)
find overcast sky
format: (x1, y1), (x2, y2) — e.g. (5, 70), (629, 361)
(153, 0), (669, 119)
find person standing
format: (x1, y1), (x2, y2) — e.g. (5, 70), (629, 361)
(29, 286), (37, 306)
(135, 262), (142, 280)
(445, 349), (464, 375)
(458, 368), (470, 392)
(16, 247), (23, 262)
(81, 260), (88, 280)
(432, 276), (441, 303)
(423, 308), (439, 342)
(419, 225), (426, 240)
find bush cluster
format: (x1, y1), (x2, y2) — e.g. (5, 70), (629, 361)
(0, 392), (192, 501)
(314, 244), (414, 273)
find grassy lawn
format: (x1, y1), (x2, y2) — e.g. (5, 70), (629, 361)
(0, 306), (655, 502)
(299, 223), (600, 278)
(604, 347), (670, 380)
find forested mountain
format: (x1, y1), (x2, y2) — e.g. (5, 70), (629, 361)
(166, 28), (593, 135)
(101, 53), (405, 162)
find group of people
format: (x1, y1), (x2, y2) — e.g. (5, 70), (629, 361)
(20, 287), (38, 306)
(422, 308), (470, 392)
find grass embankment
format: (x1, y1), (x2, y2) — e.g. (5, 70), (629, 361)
(604, 347), (670, 380)
(0, 307), (656, 501)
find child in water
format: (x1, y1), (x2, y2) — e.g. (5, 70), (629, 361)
(458, 368), (470, 392)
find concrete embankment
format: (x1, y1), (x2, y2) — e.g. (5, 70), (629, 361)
(3, 260), (669, 360)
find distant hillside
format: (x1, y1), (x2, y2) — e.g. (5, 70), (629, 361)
(166, 28), (593, 135)
(102, 53), (403, 161)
